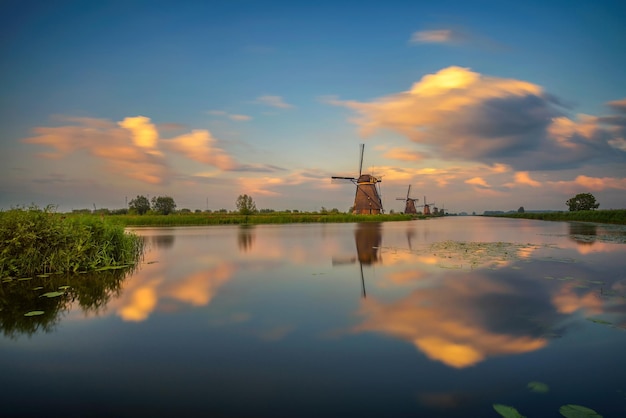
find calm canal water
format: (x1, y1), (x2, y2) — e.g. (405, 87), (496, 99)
(1, 217), (626, 417)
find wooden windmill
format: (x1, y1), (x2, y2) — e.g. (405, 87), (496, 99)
(416, 196), (435, 215)
(396, 185), (419, 214)
(331, 144), (384, 214)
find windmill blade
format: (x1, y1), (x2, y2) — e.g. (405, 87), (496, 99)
(331, 176), (356, 184)
(406, 184), (411, 200)
(358, 143), (364, 177)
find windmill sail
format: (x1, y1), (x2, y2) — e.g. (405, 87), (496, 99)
(331, 144), (384, 214)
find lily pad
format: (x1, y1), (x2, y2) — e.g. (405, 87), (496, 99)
(559, 404), (602, 417)
(527, 381), (549, 393)
(40, 291), (65, 298)
(24, 311), (45, 316)
(58, 285), (71, 290)
(18, 277), (33, 281)
(587, 318), (612, 325)
(32, 286), (44, 290)
(493, 404), (526, 418)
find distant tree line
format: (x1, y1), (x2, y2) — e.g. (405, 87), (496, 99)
(128, 195), (176, 215)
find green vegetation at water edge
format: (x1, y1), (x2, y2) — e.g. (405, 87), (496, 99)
(486, 209), (626, 225)
(95, 212), (420, 226)
(1, 267), (132, 338)
(0, 206), (144, 278)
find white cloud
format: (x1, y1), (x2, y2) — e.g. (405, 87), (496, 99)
(255, 95), (294, 109)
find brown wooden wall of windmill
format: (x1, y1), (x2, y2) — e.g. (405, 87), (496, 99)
(331, 144), (384, 215)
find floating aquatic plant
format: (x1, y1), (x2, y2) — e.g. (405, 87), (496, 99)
(527, 381), (549, 393)
(40, 291), (65, 298)
(24, 311), (45, 317)
(586, 318), (612, 325)
(559, 404), (603, 417)
(493, 404), (526, 418)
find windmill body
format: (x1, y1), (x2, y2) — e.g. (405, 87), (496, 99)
(416, 196), (435, 215)
(396, 185), (419, 214)
(332, 144), (384, 214)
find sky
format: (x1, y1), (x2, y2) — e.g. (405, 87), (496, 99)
(1, 0), (625, 214)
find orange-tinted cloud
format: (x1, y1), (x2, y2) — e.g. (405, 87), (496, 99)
(410, 29), (458, 44)
(118, 281), (162, 321)
(383, 147), (425, 162)
(465, 177), (490, 187)
(551, 284), (603, 315)
(22, 115), (249, 185)
(332, 67), (626, 171)
(165, 264), (235, 306)
(118, 116), (160, 150)
(353, 274), (548, 368)
(548, 175), (626, 192)
(514, 171), (541, 187)
(166, 130), (237, 170)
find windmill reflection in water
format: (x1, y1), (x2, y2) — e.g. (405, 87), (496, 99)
(332, 222), (382, 298)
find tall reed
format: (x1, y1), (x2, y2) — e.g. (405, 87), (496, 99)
(0, 206), (143, 278)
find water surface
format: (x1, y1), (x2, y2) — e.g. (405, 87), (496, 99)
(1, 217), (625, 417)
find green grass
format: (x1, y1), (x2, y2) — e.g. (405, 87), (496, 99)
(0, 206), (144, 278)
(486, 209), (626, 225)
(87, 212), (420, 226)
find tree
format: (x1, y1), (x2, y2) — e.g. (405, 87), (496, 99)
(236, 194), (257, 216)
(151, 196), (176, 215)
(517, 206), (525, 213)
(566, 193), (599, 211)
(129, 195), (150, 215)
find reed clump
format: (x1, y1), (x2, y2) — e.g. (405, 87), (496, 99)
(0, 205), (144, 278)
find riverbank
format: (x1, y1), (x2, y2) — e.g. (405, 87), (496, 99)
(0, 207), (144, 278)
(485, 209), (626, 225)
(97, 212), (420, 226)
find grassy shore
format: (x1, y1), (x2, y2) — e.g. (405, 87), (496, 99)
(0, 206), (144, 278)
(486, 209), (626, 225)
(97, 212), (420, 226)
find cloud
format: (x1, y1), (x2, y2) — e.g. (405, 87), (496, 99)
(331, 66), (626, 170)
(465, 177), (490, 188)
(569, 175), (626, 191)
(118, 116), (160, 149)
(255, 95), (294, 109)
(383, 147), (426, 162)
(410, 29), (464, 44)
(23, 117), (169, 184)
(409, 27), (504, 50)
(514, 171), (541, 187)
(166, 130), (237, 170)
(353, 271), (548, 368)
(607, 98), (626, 112)
(207, 110), (252, 121)
(22, 115), (249, 185)
(238, 176), (285, 196)
(229, 114), (252, 121)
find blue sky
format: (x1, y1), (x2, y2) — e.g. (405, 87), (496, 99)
(1, 0), (625, 213)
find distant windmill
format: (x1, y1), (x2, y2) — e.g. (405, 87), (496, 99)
(396, 185), (419, 214)
(416, 196), (435, 215)
(331, 144), (384, 214)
